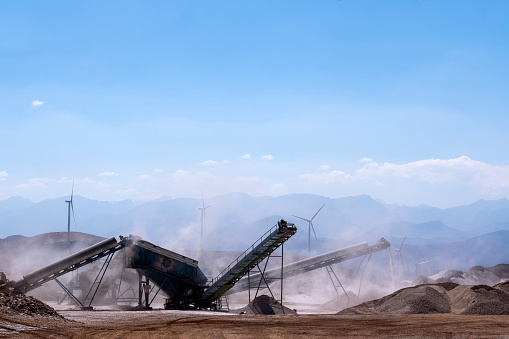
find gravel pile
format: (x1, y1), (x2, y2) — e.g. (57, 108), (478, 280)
(375, 286), (450, 314)
(413, 264), (509, 286)
(235, 295), (296, 315)
(461, 300), (509, 315)
(448, 284), (509, 314)
(493, 280), (509, 294)
(338, 281), (509, 316)
(0, 292), (63, 318)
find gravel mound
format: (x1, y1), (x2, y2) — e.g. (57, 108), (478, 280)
(338, 281), (509, 316)
(235, 295), (296, 315)
(375, 286), (450, 314)
(462, 266), (502, 285)
(412, 264), (509, 286)
(493, 280), (509, 294)
(0, 292), (63, 318)
(447, 285), (509, 314)
(461, 300), (509, 315)
(429, 270), (464, 283)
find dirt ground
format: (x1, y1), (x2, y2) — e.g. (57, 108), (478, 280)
(2, 308), (509, 338)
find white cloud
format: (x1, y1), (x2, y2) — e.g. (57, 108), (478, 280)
(32, 99), (44, 106)
(300, 170), (355, 184)
(240, 154), (251, 159)
(261, 155), (273, 160)
(172, 169), (192, 180)
(200, 160), (218, 165)
(0, 171), (7, 181)
(319, 165), (330, 170)
(137, 174), (152, 180)
(99, 171), (119, 177)
(360, 157), (373, 163)
(15, 178), (49, 188)
(300, 156), (509, 192)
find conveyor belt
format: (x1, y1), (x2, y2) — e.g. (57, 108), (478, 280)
(13, 237), (125, 294)
(229, 237), (391, 294)
(199, 220), (297, 304)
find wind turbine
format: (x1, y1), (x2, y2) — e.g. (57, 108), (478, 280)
(65, 182), (76, 251)
(394, 235), (406, 276)
(198, 196), (210, 252)
(415, 260), (433, 276)
(292, 203), (325, 255)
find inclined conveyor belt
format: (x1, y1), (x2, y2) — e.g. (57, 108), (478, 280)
(199, 220), (297, 304)
(228, 237), (391, 294)
(13, 236), (125, 294)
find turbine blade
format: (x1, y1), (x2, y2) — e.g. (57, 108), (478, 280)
(292, 215), (311, 222)
(399, 235), (407, 251)
(71, 181), (74, 203)
(310, 222), (319, 243)
(310, 203), (325, 221)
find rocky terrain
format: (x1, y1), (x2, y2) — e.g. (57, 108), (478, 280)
(0, 292), (62, 318)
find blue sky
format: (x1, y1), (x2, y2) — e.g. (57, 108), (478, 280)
(1, 0), (509, 207)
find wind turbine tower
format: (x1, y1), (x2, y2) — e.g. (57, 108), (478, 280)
(65, 182), (76, 250)
(198, 197), (210, 252)
(293, 203), (325, 255)
(394, 235), (407, 276)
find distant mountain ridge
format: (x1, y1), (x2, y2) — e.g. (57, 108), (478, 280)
(2, 193), (509, 254)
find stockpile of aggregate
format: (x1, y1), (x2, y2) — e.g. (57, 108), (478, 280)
(338, 281), (509, 316)
(414, 264), (509, 286)
(0, 292), (63, 318)
(235, 295), (296, 315)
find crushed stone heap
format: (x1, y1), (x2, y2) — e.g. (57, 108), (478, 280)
(415, 264), (509, 286)
(338, 281), (509, 316)
(0, 292), (63, 318)
(235, 295), (296, 315)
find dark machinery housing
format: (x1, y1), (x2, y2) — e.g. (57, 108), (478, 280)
(9, 220), (297, 310)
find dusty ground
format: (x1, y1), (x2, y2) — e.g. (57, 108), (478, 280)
(2, 308), (509, 338)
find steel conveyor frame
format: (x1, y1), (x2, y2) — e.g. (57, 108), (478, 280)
(13, 236), (126, 294)
(229, 238), (391, 294)
(199, 220), (297, 305)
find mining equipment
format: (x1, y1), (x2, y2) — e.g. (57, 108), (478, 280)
(228, 237), (391, 294)
(8, 219), (297, 310)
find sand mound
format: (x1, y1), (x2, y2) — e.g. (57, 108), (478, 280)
(461, 300), (509, 315)
(429, 269), (464, 283)
(235, 295), (296, 315)
(0, 292), (63, 318)
(339, 281), (509, 316)
(414, 264), (509, 286)
(462, 266), (502, 285)
(493, 280), (509, 294)
(375, 286), (450, 314)
(447, 284), (509, 314)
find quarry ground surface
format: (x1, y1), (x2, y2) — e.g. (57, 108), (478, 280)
(2, 308), (509, 338)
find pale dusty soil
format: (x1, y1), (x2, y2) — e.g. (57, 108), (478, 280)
(2, 309), (509, 338)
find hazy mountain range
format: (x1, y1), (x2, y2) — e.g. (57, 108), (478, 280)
(2, 193), (509, 278)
